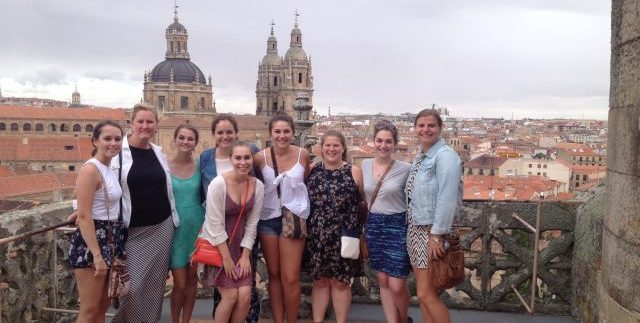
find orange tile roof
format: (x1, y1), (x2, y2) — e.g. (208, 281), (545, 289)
(0, 105), (126, 121)
(0, 166), (15, 177)
(0, 172), (78, 198)
(0, 137), (93, 162)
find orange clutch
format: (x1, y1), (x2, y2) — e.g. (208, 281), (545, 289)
(191, 238), (223, 267)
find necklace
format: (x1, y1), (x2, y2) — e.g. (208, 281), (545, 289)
(372, 159), (393, 180)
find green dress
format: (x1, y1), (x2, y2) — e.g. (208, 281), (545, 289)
(170, 162), (206, 269)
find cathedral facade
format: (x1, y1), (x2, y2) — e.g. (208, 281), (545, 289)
(143, 8), (215, 114)
(256, 17), (314, 117)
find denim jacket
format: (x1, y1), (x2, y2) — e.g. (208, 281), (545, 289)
(407, 138), (462, 235)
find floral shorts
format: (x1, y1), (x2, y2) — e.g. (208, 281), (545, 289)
(68, 219), (127, 269)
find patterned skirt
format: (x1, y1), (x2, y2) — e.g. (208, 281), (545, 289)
(406, 206), (432, 269)
(111, 216), (174, 323)
(68, 219), (127, 269)
(365, 211), (410, 278)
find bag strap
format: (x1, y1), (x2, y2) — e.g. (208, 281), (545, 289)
(227, 178), (251, 246)
(94, 163), (115, 257)
(118, 152), (123, 222)
(269, 147), (281, 198)
(368, 160), (394, 213)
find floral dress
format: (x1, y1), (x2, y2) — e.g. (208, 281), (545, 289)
(304, 162), (363, 283)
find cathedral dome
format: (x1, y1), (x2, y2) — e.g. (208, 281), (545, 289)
(262, 53), (282, 65)
(167, 21), (186, 33)
(284, 47), (307, 61)
(151, 58), (206, 84)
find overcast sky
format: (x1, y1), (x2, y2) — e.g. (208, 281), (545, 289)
(0, 0), (610, 119)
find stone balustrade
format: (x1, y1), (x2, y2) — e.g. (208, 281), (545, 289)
(1, 199), (590, 322)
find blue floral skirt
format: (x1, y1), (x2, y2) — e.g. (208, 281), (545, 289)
(68, 219), (127, 269)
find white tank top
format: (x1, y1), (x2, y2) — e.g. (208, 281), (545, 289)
(260, 147), (310, 220)
(84, 158), (122, 221)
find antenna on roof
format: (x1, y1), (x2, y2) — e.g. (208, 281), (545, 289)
(173, 0), (179, 22)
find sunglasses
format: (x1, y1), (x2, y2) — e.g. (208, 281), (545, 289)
(375, 120), (397, 131)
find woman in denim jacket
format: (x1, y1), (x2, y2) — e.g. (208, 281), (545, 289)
(405, 109), (462, 323)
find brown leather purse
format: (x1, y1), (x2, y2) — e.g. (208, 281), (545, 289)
(427, 231), (465, 290)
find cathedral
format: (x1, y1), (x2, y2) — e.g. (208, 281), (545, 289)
(255, 15), (314, 117)
(143, 7), (215, 114)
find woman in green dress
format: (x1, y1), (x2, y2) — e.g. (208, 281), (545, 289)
(169, 124), (206, 323)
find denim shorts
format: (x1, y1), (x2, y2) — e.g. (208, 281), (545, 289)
(258, 216), (282, 236)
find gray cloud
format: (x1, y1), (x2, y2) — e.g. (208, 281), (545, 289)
(83, 70), (126, 81)
(0, 0), (611, 119)
(16, 67), (67, 86)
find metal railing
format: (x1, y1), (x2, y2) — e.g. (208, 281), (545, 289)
(0, 220), (115, 321)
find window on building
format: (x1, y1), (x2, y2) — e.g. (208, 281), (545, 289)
(467, 168), (473, 175)
(490, 169), (495, 176)
(272, 101), (278, 111)
(273, 77), (278, 86)
(543, 172), (547, 177)
(170, 41), (174, 52)
(576, 174), (580, 180)
(479, 169), (484, 175)
(528, 164), (532, 168)
(158, 96), (166, 110)
(49, 123), (56, 132)
(73, 124), (81, 132)
(85, 124), (93, 132)
(200, 97), (205, 109)
(0, 123), (5, 131)
(177, 42), (181, 52)
(10, 123), (18, 131)
(60, 124), (69, 132)
(298, 73), (302, 84)
(36, 123), (44, 132)
(180, 96), (188, 109)
(537, 172), (541, 176)
(576, 182), (580, 187)
(537, 164), (541, 168)
(528, 171), (532, 175)
(68, 165), (75, 171)
(23, 123), (32, 132)
(64, 145), (74, 151)
(543, 164), (547, 169)
(583, 175), (587, 181)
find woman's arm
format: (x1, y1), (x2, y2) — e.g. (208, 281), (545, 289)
(75, 164), (107, 276)
(240, 179), (264, 250)
(431, 150), (463, 235)
(300, 148), (311, 179)
(203, 177), (228, 246)
(351, 165), (368, 225)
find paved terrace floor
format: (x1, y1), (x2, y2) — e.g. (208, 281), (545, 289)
(154, 299), (576, 323)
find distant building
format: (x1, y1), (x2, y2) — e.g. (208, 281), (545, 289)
(255, 15), (314, 117)
(498, 157), (571, 191)
(464, 154), (506, 176)
(143, 6), (215, 114)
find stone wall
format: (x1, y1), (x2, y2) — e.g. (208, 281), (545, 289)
(0, 202), (77, 323)
(604, 0), (640, 322)
(571, 185), (605, 323)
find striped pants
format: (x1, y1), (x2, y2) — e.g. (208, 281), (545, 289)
(111, 217), (173, 322)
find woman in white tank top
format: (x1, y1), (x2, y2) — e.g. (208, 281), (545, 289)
(254, 112), (311, 323)
(68, 120), (125, 323)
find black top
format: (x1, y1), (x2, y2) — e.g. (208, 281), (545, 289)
(127, 145), (171, 227)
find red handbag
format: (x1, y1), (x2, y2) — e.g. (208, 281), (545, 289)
(191, 178), (250, 267)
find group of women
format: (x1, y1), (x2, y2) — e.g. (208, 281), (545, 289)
(69, 104), (462, 323)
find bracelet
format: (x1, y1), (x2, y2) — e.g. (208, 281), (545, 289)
(430, 236), (442, 243)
